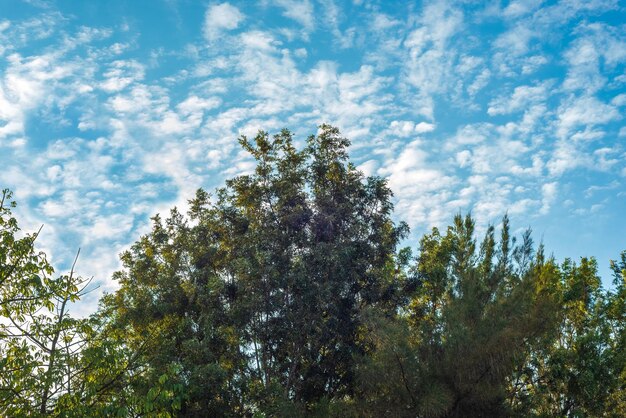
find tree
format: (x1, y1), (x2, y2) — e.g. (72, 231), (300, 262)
(0, 189), (88, 415)
(3, 124), (624, 416)
(510, 255), (626, 417)
(356, 214), (563, 417)
(606, 251), (626, 415)
(103, 125), (409, 415)
(0, 189), (179, 417)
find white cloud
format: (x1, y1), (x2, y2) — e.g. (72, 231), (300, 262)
(467, 68), (491, 96)
(510, 154), (544, 177)
(273, 0), (315, 32)
(584, 180), (620, 197)
(317, 0), (354, 48)
(556, 96), (620, 139)
(377, 139), (459, 227)
(240, 30), (280, 51)
(357, 159), (378, 176)
(389, 120), (435, 137)
(100, 60), (144, 92)
(379, 141), (452, 194)
(89, 213), (134, 241)
(415, 122), (436, 133)
(502, 0), (544, 18)
(494, 24), (534, 56)
(0, 51), (86, 142)
(593, 147), (620, 171)
(371, 13), (401, 32)
(0, 12), (62, 49)
(203, 2), (245, 41)
(455, 150), (471, 168)
(401, 1), (464, 118)
(540, 182), (557, 214)
(448, 123), (491, 147)
(488, 82), (550, 115)
(177, 95), (221, 114)
(521, 55), (548, 74)
(611, 93), (626, 106)
(547, 139), (594, 176)
(563, 37), (605, 93)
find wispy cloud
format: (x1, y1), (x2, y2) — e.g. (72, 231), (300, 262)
(203, 2), (245, 41)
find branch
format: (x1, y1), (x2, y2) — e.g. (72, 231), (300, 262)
(0, 225), (44, 289)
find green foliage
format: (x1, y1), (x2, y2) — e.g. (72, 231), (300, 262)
(355, 214), (626, 418)
(1, 126), (625, 417)
(0, 189), (54, 321)
(355, 215), (564, 417)
(0, 189), (88, 415)
(103, 125), (408, 415)
(0, 190), (181, 416)
(509, 254), (626, 417)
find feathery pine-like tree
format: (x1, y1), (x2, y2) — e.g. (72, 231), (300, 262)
(356, 215), (563, 417)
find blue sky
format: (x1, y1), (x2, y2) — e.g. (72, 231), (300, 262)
(1, 0), (625, 313)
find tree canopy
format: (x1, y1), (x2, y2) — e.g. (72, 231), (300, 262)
(1, 126), (624, 417)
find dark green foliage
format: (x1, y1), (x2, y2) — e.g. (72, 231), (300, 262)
(1, 126), (624, 417)
(355, 215), (563, 417)
(509, 255), (626, 417)
(103, 125), (408, 415)
(356, 214), (625, 418)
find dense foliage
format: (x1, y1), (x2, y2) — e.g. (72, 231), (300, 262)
(1, 126), (624, 417)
